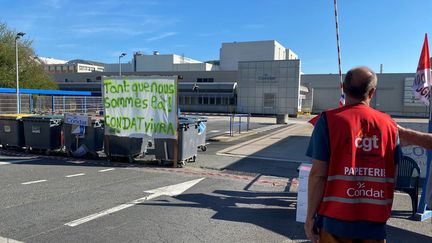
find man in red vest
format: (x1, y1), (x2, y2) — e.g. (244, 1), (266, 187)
(305, 66), (400, 242)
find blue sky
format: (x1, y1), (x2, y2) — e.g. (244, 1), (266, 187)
(1, 0), (431, 74)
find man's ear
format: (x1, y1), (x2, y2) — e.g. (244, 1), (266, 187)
(368, 87), (376, 99)
(342, 82), (347, 94)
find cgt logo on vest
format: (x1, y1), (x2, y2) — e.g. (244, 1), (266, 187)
(354, 129), (380, 152)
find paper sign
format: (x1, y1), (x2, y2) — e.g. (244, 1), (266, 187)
(102, 76), (177, 139)
(65, 113), (90, 127)
(71, 125), (86, 136)
(296, 163), (312, 223)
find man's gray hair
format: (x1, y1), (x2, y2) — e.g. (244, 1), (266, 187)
(343, 66), (377, 100)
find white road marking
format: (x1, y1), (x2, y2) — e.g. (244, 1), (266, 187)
(0, 235), (24, 243)
(65, 173), (85, 178)
(0, 158), (41, 165)
(65, 178), (205, 227)
(21, 180), (47, 185)
(209, 130), (221, 133)
(98, 168), (115, 172)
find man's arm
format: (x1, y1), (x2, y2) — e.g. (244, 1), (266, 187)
(304, 159), (328, 243)
(398, 125), (432, 149)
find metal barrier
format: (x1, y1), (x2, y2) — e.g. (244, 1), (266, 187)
(229, 113), (250, 136)
(0, 88), (101, 115)
(0, 93), (30, 114)
(35, 96), (103, 115)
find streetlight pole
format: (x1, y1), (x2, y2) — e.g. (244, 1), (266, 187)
(15, 32), (25, 114)
(119, 52), (126, 76)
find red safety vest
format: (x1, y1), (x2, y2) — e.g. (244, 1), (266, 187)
(318, 103), (398, 223)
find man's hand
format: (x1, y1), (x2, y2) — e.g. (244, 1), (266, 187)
(304, 218), (318, 243)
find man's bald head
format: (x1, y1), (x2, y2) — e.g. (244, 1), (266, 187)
(343, 66), (377, 101)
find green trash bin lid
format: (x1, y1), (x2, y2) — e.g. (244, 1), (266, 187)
(23, 115), (64, 119)
(0, 114), (33, 120)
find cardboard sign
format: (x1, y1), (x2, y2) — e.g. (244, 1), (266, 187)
(102, 76), (177, 139)
(65, 113), (90, 127)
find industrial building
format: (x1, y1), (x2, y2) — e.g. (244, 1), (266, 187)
(37, 57), (105, 74)
(47, 40), (425, 117)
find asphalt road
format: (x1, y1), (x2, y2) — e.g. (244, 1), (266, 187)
(0, 155), (302, 243)
(1, 117), (432, 242)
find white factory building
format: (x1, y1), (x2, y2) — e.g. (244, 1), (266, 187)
(50, 40), (424, 118)
(103, 52), (218, 73)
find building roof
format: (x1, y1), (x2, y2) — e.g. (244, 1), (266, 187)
(37, 57), (68, 65)
(67, 59), (105, 66)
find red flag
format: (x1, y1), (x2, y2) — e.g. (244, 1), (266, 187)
(412, 33), (431, 105)
(308, 114), (320, 125)
(417, 34), (431, 71)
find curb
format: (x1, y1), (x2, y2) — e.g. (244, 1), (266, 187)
(0, 149), (296, 188)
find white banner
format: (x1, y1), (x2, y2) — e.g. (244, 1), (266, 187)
(412, 69), (431, 106)
(103, 76), (177, 139)
(65, 113), (90, 126)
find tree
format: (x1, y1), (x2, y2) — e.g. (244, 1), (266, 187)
(0, 22), (57, 90)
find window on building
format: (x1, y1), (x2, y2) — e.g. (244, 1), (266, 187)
(263, 93), (276, 108)
(203, 97), (209, 104)
(229, 97), (235, 105)
(216, 97), (221, 105)
(192, 97), (198, 105)
(210, 97), (215, 105)
(199, 97), (203, 104)
(197, 77), (215, 83)
(222, 97), (228, 105)
(86, 78), (91, 82)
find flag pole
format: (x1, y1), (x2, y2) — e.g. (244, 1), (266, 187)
(333, 0), (344, 107)
(414, 33), (432, 221)
(307, 0), (344, 126)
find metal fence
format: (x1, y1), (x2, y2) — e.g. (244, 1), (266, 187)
(0, 93), (30, 114)
(0, 93), (102, 115)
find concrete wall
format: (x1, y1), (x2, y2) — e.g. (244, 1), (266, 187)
(286, 49), (298, 60)
(237, 60), (301, 116)
(220, 40), (287, 70)
(135, 55), (175, 71)
(104, 55), (214, 72)
(103, 63), (134, 73)
(172, 63), (219, 71)
(53, 70), (238, 92)
(301, 73), (429, 117)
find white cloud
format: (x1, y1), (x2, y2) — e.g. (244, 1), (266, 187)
(70, 25), (146, 36)
(146, 32), (177, 42)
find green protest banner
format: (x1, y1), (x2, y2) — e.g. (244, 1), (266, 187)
(102, 76), (177, 139)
